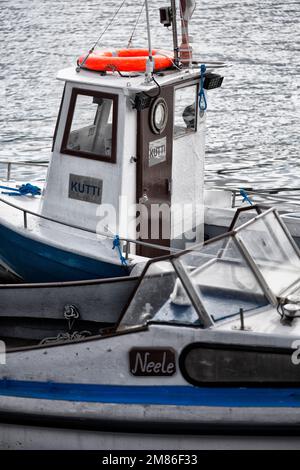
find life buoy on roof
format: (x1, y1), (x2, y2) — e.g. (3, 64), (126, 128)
(78, 49), (174, 73)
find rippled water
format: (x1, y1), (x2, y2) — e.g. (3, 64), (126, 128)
(0, 0), (299, 188)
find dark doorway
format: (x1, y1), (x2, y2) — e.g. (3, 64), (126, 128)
(136, 84), (174, 258)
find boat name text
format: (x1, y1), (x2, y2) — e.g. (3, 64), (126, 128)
(149, 137), (167, 167)
(129, 348), (176, 376)
(68, 174), (103, 204)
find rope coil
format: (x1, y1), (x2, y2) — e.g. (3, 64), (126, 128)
(0, 183), (41, 197)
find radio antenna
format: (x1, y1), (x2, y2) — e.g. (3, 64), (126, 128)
(144, 0), (154, 83)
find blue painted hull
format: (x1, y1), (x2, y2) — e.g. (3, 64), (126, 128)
(0, 379), (300, 408)
(0, 222), (129, 282)
(3, 381), (300, 441)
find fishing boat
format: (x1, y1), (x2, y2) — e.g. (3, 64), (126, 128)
(2, 206), (300, 449)
(0, 0), (224, 283)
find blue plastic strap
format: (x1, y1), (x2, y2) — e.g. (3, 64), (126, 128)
(0, 183), (41, 197)
(198, 64), (207, 111)
(112, 235), (128, 266)
(240, 188), (253, 206)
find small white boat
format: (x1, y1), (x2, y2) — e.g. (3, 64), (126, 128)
(0, 0), (224, 282)
(2, 206), (300, 448)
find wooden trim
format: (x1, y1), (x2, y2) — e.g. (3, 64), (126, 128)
(61, 88), (118, 163)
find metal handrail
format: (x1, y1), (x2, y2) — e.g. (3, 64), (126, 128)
(0, 160), (48, 181)
(0, 195), (180, 255)
(209, 186), (300, 209)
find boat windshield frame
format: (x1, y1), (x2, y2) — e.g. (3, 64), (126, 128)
(118, 207), (300, 330)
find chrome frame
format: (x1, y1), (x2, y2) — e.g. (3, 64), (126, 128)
(171, 257), (214, 328)
(233, 234), (277, 306)
(274, 209), (300, 259)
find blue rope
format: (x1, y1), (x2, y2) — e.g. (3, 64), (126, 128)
(0, 183), (41, 197)
(112, 235), (128, 266)
(240, 188), (253, 205)
(198, 64), (207, 112)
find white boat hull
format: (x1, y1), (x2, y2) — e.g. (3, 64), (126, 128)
(1, 396), (300, 449)
(2, 322), (300, 449)
(2, 424), (300, 450)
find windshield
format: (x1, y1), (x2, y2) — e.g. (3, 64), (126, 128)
(118, 260), (200, 330)
(178, 235), (269, 322)
(118, 208), (299, 330)
(235, 210), (300, 296)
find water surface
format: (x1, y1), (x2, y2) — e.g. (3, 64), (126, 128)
(0, 0), (299, 188)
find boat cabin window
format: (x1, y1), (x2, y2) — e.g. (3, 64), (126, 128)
(181, 343), (300, 386)
(174, 84), (198, 139)
(118, 261), (200, 331)
(61, 89), (118, 162)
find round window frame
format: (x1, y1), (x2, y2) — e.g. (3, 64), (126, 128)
(149, 97), (168, 135)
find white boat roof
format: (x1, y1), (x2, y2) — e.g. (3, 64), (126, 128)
(57, 66), (203, 93)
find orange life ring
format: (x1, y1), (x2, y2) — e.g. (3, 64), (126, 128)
(78, 49), (174, 73)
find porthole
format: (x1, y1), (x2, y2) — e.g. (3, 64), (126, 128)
(149, 97), (168, 134)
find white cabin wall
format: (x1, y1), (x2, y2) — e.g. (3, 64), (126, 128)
(41, 82), (129, 234)
(118, 94), (137, 243)
(171, 116), (205, 248)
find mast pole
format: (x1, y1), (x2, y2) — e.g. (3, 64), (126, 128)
(179, 0), (194, 67)
(144, 0), (154, 83)
(170, 0), (180, 67)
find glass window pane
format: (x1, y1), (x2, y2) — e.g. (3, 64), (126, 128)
(65, 92), (115, 160)
(174, 85), (197, 138)
(178, 236), (269, 322)
(118, 260), (200, 330)
(182, 345), (300, 385)
(236, 211), (300, 296)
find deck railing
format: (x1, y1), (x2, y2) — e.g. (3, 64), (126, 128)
(0, 194), (180, 258)
(0, 160), (184, 258)
(0, 160), (48, 181)
(211, 186), (300, 209)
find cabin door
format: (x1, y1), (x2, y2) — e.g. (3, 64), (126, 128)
(136, 85), (174, 257)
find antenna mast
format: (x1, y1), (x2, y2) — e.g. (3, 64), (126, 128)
(144, 0), (154, 83)
(179, 0), (195, 67)
(170, 0), (180, 67)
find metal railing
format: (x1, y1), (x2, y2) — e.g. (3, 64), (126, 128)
(0, 160), (48, 181)
(0, 194), (181, 258)
(211, 186), (300, 210)
(0, 160), (184, 258)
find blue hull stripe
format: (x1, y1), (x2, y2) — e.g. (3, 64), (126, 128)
(0, 222), (128, 282)
(1, 380), (300, 407)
